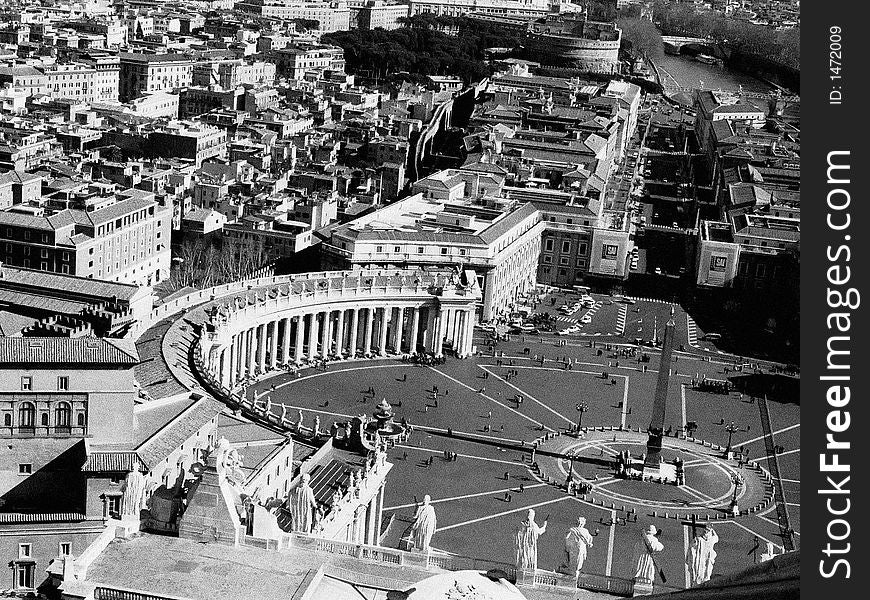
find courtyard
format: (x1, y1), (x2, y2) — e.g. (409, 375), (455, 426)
(249, 310), (800, 591)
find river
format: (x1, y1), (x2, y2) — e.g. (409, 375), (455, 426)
(654, 52), (774, 94)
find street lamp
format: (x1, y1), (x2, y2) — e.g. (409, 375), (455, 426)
(729, 472), (744, 516)
(576, 402), (589, 431)
(724, 421), (739, 458)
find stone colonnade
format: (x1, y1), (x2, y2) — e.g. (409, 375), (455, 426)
(213, 303), (475, 390)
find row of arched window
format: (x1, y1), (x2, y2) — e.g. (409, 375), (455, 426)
(3, 402), (85, 431)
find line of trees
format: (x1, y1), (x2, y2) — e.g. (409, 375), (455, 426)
(651, 0), (799, 69)
(166, 237), (271, 293)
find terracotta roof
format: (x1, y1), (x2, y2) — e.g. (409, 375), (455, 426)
(0, 337), (139, 365)
(82, 451), (143, 473)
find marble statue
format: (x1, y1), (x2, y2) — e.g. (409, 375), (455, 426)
(686, 524), (718, 586)
(265, 396), (272, 414)
(313, 415), (321, 437)
(121, 461), (147, 518)
(760, 541), (779, 563)
(289, 473), (318, 533)
(559, 516), (593, 578)
(515, 509), (547, 572)
(280, 404), (288, 423)
(297, 409), (304, 429)
(633, 525), (664, 584)
(410, 494), (437, 552)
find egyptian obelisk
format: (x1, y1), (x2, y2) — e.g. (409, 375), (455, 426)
(645, 317), (676, 469)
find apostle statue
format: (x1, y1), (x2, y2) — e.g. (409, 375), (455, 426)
(558, 516), (594, 578)
(409, 494), (437, 552)
(686, 524), (718, 586)
(515, 509), (547, 572)
(289, 472), (318, 533)
(121, 460), (147, 518)
(633, 524), (664, 585)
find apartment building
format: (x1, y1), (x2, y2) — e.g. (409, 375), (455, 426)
(118, 52), (193, 102)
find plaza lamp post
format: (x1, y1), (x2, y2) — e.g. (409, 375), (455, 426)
(576, 402), (589, 432)
(729, 472), (744, 517)
(723, 421), (739, 458)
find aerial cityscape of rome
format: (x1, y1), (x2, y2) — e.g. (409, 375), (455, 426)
(0, 0), (800, 599)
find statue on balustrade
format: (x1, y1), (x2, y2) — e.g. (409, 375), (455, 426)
(289, 472), (318, 533)
(515, 509), (547, 572)
(686, 524), (718, 586)
(558, 516), (593, 579)
(121, 460), (147, 518)
(410, 494), (437, 552)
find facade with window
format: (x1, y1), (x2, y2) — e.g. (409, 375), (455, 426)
(0, 337), (139, 593)
(323, 191), (544, 321)
(0, 189), (172, 286)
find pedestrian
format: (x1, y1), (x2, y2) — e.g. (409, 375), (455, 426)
(488, 410), (492, 419)
(505, 492), (512, 502)
(505, 471), (510, 481)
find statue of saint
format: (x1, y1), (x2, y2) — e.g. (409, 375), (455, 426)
(297, 409), (304, 429)
(686, 524), (718, 585)
(313, 415), (321, 436)
(409, 494), (437, 552)
(559, 516), (593, 578)
(633, 525), (664, 584)
(515, 509), (547, 572)
(289, 473), (318, 533)
(121, 460), (147, 518)
(280, 404), (288, 423)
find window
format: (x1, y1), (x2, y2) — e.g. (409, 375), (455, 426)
(544, 239), (554, 252)
(543, 255), (552, 264)
(4, 414), (10, 426)
(55, 402), (72, 432)
(15, 563), (34, 590)
(417, 247), (424, 254)
(440, 247), (448, 255)
(107, 495), (121, 518)
(41, 413), (48, 426)
(559, 257), (569, 266)
(394, 246), (401, 253)
(59, 543), (72, 557)
(77, 413), (86, 427)
(58, 376), (69, 391)
(459, 248), (467, 256)
(18, 463), (32, 475)
(375, 245), (383, 253)
(18, 402), (35, 431)
(18, 543), (32, 560)
(561, 241), (571, 254)
(559, 268), (567, 276)
(578, 243), (588, 255)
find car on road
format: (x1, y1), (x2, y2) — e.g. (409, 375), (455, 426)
(475, 323), (498, 333)
(703, 332), (722, 341)
(580, 315), (593, 324)
(618, 297), (636, 305)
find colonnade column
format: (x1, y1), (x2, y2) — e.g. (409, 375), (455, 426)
(247, 328), (256, 376)
(378, 307), (389, 356)
(335, 309), (346, 357)
(280, 317), (291, 365)
(392, 307), (404, 353)
(463, 309), (475, 356)
(308, 311), (319, 359)
(227, 341), (235, 387)
(269, 321), (279, 368)
(295, 315), (305, 365)
(434, 310), (446, 356)
(257, 324), (267, 373)
(235, 333), (244, 381)
(364, 308), (375, 355)
(321, 310), (332, 358)
(425, 308), (437, 353)
(349, 308), (360, 357)
(409, 308), (420, 354)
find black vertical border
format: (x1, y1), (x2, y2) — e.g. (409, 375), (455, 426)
(802, 2), (867, 597)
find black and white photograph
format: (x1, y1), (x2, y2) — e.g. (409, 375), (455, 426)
(0, 0), (847, 599)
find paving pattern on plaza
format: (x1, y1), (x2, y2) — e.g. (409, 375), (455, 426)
(248, 295), (800, 590)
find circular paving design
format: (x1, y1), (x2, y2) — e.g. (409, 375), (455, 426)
(532, 429), (774, 520)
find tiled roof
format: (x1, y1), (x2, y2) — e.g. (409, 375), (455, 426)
(136, 396), (224, 469)
(0, 263), (143, 303)
(0, 337), (139, 365)
(82, 451), (142, 473)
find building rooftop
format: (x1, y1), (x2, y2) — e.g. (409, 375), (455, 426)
(0, 337), (139, 365)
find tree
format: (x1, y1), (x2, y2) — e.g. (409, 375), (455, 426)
(618, 17), (664, 59)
